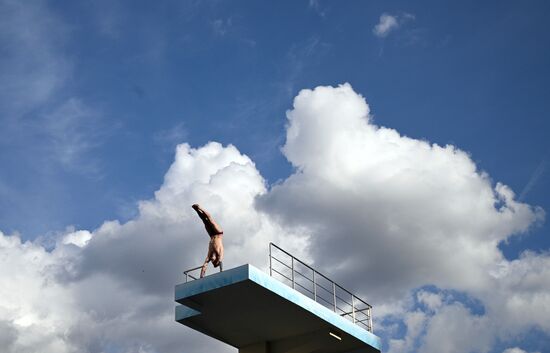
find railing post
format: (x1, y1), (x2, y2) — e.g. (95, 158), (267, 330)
(368, 307), (373, 332)
(291, 257), (295, 289)
(185, 271), (188, 283)
(313, 271), (317, 302)
(269, 243), (272, 277)
(352, 295), (356, 323)
(332, 282), (337, 312)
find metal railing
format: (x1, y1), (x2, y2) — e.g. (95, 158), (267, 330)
(269, 243), (373, 333)
(183, 262), (223, 283)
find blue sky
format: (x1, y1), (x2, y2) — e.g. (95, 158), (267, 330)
(2, 0), (548, 247)
(1, 1), (549, 353)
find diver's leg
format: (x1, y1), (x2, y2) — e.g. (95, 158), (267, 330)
(192, 205), (223, 235)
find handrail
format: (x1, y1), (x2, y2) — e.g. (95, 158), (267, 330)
(270, 243), (368, 304)
(183, 262), (223, 282)
(269, 242), (374, 333)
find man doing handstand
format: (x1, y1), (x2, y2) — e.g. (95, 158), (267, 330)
(192, 204), (224, 278)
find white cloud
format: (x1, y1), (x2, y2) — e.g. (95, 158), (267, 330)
(416, 291), (443, 312)
(62, 229), (92, 247)
(420, 303), (493, 353)
(485, 251), (550, 333)
(373, 13), (399, 38)
(258, 83), (547, 351)
(0, 140), (308, 352)
(503, 347), (540, 353)
(373, 12), (415, 38)
(386, 310), (427, 353)
(0, 232), (77, 353)
(0, 84), (548, 352)
(374, 249), (550, 353)
(260, 83), (543, 301)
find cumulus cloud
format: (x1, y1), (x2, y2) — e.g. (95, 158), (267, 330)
(258, 83), (547, 351)
(373, 13), (415, 38)
(0, 141), (308, 352)
(0, 232), (78, 353)
(0, 83), (548, 353)
(259, 83), (543, 301)
(75, 142), (308, 297)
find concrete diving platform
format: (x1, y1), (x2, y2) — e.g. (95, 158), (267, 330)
(175, 264), (381, 353)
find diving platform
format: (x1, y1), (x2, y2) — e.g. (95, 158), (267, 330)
(175, 245), (381, 353)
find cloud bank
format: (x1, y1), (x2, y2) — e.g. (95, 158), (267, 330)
(1, 84), (548, 353)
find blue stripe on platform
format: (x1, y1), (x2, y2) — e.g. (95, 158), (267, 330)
(175, 264), (250, 300)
